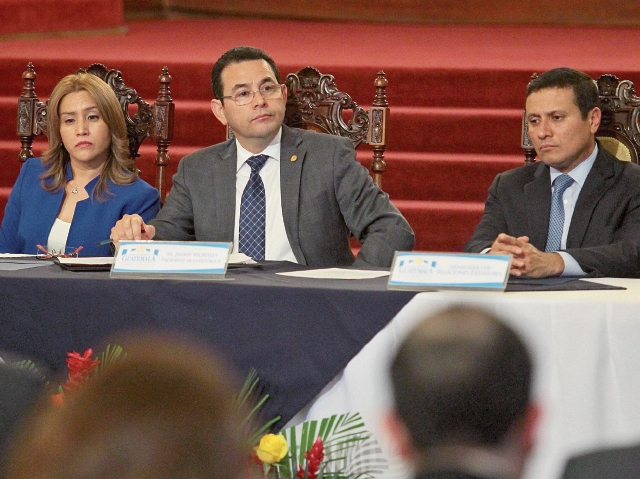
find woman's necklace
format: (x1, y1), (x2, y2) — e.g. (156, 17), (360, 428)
(71, 185), (79, 194)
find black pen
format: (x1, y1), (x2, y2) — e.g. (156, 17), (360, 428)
(96, 228), (145, 247)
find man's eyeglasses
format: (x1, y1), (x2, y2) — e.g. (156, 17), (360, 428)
(220, 83), (284, 106)
(36, 244), (83, 260)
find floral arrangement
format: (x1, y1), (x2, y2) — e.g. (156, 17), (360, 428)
(253, 413), (387, 479)
(11, 350), (386, 479)
(236, 369), (387, 479)
(51, 345), (126, 404)
(10, 345), (126, 404)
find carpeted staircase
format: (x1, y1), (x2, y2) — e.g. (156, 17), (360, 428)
(0, 0), (123, 37)
(3, 18), (636, 253)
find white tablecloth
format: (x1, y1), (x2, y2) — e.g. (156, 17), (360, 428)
(291, 278), (640, 479)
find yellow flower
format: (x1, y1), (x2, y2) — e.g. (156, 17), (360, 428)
(254, 434), (288, 464)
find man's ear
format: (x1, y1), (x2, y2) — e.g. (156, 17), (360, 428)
(588, 106), (601, 134)
(522, 403), (541, 454)
(383, 411), (416, 462)
(211, 99), (228, 126)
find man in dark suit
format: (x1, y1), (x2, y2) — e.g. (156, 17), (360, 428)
(465, 67), (640, 278)
(386, 306), (539, 479)
(561, 443), (640, 479)
(111, 46), (414, 268)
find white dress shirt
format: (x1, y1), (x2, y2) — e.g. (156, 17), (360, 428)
(233, 128), (297, 262)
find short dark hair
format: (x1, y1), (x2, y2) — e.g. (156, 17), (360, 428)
(211, 46), (281, 101)
(391, 306), (532, 449)
(526, 67), (598, 119)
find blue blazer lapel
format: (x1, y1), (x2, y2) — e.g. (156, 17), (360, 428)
(212, 140), (237, 242)
(279, 126), (306, 264)
(524, 162), (552, 250)
(567, 150), (616, 248)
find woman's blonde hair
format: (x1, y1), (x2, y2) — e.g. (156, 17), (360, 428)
(41, 72), (137, 200)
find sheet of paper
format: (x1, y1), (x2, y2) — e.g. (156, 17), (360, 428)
(57, 257), (115, 265)
(0, 253), (36, 259)
(277, 268), (390, 280)
(229, 253), (257, 265)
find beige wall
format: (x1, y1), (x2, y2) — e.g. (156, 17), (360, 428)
(127, 0), (640, 26)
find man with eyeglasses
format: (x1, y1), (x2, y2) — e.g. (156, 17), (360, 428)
(111, 46), (414, 267)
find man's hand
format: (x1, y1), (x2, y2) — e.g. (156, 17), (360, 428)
(110, 214), (156, 244)
(488, 233), (564, 278)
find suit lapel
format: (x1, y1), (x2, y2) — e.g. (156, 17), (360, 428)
(524, 162), (552, 250)
(212, 141), (237, 241)
(279, 126), (306, 264)
(567, 149), (616, 247)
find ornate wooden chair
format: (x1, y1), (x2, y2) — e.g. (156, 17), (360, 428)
(17, 63), (174, 201)
(522, 73), (640, 164)
(228, 67), (389, 189)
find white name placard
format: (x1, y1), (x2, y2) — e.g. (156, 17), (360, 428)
(388, 252), (511, 291)
(110, 241), (232, 280)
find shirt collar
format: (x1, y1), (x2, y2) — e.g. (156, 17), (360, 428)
(549, 143), (598, 188)
(236, 127), (282, 172)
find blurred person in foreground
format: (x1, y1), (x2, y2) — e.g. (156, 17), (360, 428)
(3, 334), (247, 479)
(386, 306), (539, 479)
(0, 72), (159, 256)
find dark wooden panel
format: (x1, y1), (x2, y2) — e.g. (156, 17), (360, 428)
(161, 0), (640, 26)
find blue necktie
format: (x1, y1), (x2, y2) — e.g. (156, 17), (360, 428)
(239, 154), (269, 261)
(545, 174), (574, 252)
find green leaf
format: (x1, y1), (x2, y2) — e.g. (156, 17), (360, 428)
(234, 369), (281, 446)
(94, 344), (126, 375)
(279, 413), (388, 479)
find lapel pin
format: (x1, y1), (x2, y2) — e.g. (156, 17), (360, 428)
(290, 154), (298, 162)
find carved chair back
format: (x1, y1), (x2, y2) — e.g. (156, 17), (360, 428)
(17, 63), (174, 201)
(521, 73), (640, 164)
(227, 67), (389, 189)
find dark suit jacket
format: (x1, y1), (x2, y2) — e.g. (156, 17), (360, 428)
(465, 147), (640, 277)
(0, 365), (45, 474)
(152, 125), (414, 267)
(561, 444), (640, 479)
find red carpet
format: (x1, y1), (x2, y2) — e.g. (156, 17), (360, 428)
(1, 18), (640, 251)
(0, 0), (123, 37)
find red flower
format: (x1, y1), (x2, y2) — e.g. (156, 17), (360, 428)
(249, 451), (263, 466)
(50, 392), (65, 406)
(63, 349), (99, 392)
(298, 437), (324, 479)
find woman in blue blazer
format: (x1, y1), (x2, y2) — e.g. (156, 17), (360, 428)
(0, 72), (159, 256)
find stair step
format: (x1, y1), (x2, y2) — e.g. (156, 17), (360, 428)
(0, 141), (521, 204)
(374, 151), (522, 202)
(0, 58), (553, 109)
(393, 199), (484, 251)
(2, 97), (526, 153)
(0, 0), (122, 37)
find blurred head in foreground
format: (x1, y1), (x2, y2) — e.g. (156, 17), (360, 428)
(388, 306), (538, 479)
(4, 334), (247, 479)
